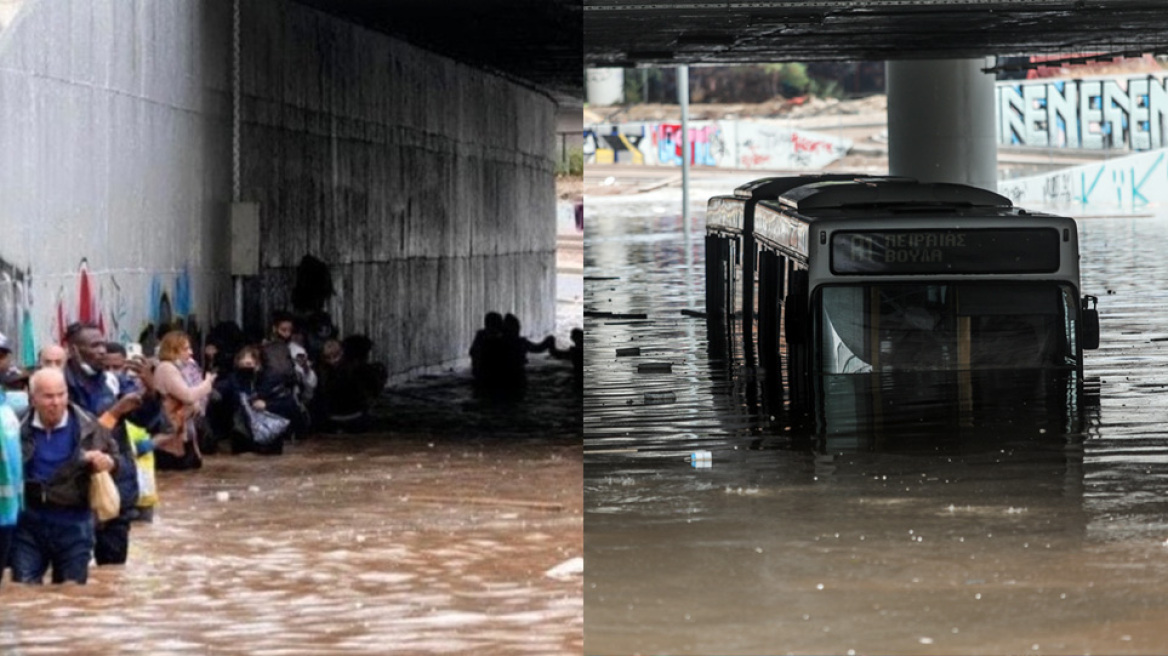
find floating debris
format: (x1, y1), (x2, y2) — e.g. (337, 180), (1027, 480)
(690, 450), (712, 468)
(616, 347), (641, 357)
(546, 557), (584, 581)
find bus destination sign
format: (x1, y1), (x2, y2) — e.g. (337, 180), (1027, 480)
(831, 228), (1061, 275)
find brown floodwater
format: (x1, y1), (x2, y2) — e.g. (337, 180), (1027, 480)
(1, 360), (582, 655)
(583, 185), (1168, 655)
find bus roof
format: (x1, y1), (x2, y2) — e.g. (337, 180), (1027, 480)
(780, 179), (1013, 213)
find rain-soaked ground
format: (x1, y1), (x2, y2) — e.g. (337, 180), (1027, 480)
(583, 175), (1168, 655)
(0, 255), (583, 654)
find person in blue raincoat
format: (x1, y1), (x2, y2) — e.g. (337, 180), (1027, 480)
(0, 333), (26, 585)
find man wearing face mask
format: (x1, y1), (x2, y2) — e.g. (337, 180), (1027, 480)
(62, 323), (143, 567)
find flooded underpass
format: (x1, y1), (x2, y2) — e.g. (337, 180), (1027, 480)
(583, 180), (1168, 655)
(1, 358), (582, 655)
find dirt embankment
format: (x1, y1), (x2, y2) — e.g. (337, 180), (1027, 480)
(585, 94), (888, 125)
(556, 175), (583, 201)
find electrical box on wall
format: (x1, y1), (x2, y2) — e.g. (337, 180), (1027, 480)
(230, 202), (260, 276)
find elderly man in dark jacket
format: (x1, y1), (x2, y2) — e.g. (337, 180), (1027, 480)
(10, 367), (120, 584)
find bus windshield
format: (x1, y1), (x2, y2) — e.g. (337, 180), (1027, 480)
(816, 282), (1079, 374)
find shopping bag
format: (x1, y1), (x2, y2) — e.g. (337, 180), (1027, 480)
(127, 422), (158, 508)
(240, 394), (291, 446)
(89, 470), (121, 522)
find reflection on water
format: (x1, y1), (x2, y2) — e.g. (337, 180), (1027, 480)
(2, 364), (582, 655)
(584, 195), (1168, 655)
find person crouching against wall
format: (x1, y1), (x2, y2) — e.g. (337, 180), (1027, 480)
(210, 346), (289, 456)
(10, 367), (120, 584)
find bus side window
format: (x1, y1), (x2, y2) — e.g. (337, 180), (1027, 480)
(785, 270), (808, 344)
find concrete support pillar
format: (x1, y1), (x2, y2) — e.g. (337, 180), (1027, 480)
(887, 59), (998, 191)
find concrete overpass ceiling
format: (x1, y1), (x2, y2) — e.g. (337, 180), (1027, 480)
(584, 1), (1168, 67)
(290, 0), (583, 105)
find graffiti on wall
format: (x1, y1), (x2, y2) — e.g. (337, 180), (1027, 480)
(999, 146), (1168, 211)
(0, 258), (204, 365)
(736, 123), (844, 170)
(0, 257), (34, 367)
(997, 75), (1168, 150)
(585, 119), (851, 170)
(584, 125), (649, 165)
(53, 259), (105, 344)
(654, 124), (724, 166)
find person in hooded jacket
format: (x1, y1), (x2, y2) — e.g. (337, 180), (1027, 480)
(0, 333), (24, 586)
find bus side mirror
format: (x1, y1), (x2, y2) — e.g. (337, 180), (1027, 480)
(1082, 295), (1100, 350)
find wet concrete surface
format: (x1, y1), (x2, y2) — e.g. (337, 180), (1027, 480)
(0, 272), (582, 654)
(583, 180), (1168, 655)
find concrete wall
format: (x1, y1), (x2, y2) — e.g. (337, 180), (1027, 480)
(239, 1), (557, 377)
(0, 0), (232, 365)
(999, 147), (1168, 212)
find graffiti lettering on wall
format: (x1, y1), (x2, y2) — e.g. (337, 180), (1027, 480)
(584, 119), (851, 170)
(654, 124), (723, 166)
(142, 267), (199, 352)
(735, 122), (846, 170)
(46, 260), (199, 355)
(999, 146), (1168, 211)
(584, 125), (648, 164)
(0, 257), (202, 366)
(997, 75), (1168, 150)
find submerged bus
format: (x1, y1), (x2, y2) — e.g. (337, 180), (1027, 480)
(705, 176), (1100, 442)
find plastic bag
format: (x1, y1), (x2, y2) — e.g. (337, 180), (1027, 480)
(240, 394), (291, 446)
(90, 470), (121, 522)
(127, 422), (158, 508)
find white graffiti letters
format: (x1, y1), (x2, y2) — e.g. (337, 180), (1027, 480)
(998, 75), (1168, 150)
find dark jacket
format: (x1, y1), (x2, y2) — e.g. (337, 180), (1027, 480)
(210, 369), (276, 436)
(260, 341), (297, 399)
(20, 404), (119, 510)
(64, 364), (117, 417)
(66, 365), (143, 515)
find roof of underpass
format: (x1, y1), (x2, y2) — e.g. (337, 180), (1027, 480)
(286, 1), (1168, 104)
(584, 1), (1168, 69)
(291, 0), (583, 106)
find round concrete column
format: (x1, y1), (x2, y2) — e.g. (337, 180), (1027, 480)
(887, 59), (997, 191)
(586, 67), (624, 106)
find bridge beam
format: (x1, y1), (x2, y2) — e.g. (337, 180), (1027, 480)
(887, 59), (998, 192)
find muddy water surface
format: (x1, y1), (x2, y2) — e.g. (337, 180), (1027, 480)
(2, 360), (582, 655)
(584, 187), (1168, 655)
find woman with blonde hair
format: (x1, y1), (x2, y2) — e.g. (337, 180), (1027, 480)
(153, 330), (216, 470)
